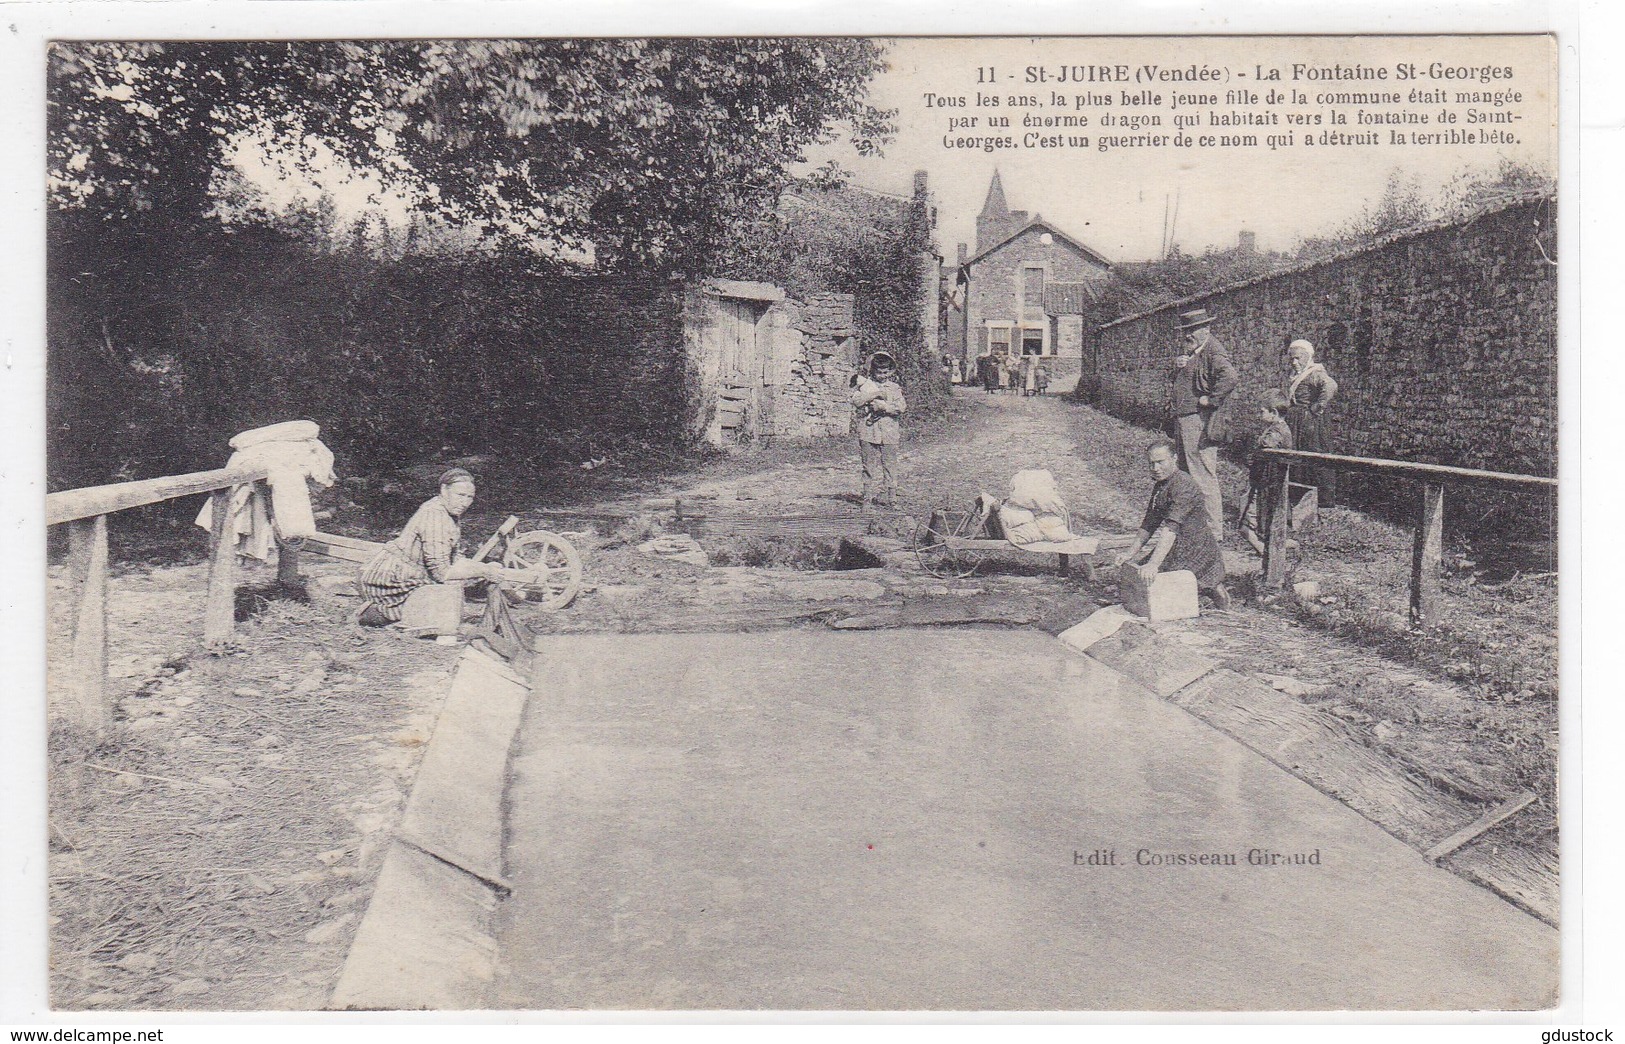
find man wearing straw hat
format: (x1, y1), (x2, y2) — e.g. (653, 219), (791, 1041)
(1169, 307), (1238, 541)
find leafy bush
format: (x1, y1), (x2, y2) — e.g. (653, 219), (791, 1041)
(47, 218), (700, 491)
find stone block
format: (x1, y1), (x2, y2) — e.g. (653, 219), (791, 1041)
(1084, 623), (1218, 698)
(1057, 604), (1135, 652)
(1117, 565), (1200, 621)
(399, 583), (466, 637)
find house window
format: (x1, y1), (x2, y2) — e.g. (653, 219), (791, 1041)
(1020, 327), (1046, 356)
(1021, 266), (1046, 323)
(988, 323), (1013, 356)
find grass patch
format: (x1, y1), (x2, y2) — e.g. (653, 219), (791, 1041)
(1279, 510), (1557, 703)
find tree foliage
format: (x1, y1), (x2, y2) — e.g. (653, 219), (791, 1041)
(371, 39), (893, 270)
(48, 39), (895, 272)
(45, 39), (905, 487)
(48, 42), (387, 224)
(1113, 243), (1287, 309)
(1341, 168), (1433, 241)
(1293, 160), (1555, 262)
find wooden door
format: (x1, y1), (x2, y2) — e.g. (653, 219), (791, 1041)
(715, 299), (766, 438)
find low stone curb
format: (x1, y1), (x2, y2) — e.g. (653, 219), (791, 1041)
(329, 647), (530, 1010)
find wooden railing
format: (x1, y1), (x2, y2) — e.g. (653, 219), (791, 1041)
(1255, 449), (1557, 626)
(48, 463), (272, 739)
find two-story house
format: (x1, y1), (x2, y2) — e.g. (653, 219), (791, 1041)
(951, 171), (1116, 383)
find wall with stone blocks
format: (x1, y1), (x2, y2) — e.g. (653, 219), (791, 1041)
(1094, 197), (1557, 487)
(761, 292), (860, 440)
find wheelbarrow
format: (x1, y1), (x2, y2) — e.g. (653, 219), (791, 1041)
(912, 500), (1130, 580)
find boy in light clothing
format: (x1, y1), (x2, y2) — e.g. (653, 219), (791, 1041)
(851, 351), (906, 509)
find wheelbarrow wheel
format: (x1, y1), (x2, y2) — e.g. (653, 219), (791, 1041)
(503, 530), (584, 610)
(913, 515), (980, 579)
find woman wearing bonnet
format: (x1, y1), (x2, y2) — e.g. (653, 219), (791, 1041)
(1285, 338), (1340, 508)
(355, 467), (511, 626)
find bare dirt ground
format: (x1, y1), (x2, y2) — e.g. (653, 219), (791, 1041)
(44, 386), (1558, 1009)
(46, 565), (463, 1010)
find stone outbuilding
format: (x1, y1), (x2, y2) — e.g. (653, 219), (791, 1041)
(686, 279), (859, 446)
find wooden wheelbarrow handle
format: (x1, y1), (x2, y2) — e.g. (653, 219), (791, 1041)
(472, 515), (520, 563)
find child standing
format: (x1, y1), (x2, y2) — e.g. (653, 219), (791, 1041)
(1240, 390), (1295, 553)
(851, 352), (906, 509)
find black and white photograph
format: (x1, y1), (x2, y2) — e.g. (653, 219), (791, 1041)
(6, 19), (1593, 1023)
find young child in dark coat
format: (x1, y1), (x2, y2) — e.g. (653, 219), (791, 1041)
(1241, 391), (1295, 554)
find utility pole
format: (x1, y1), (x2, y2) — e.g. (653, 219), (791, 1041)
(1168, 188), (1182, 258)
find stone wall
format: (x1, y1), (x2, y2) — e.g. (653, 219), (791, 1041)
(763, 292), (860, 439)
(1054, 315), (1085, 372)
(1094, 196), (1557, 483)
(1043, 351), (1082, 380)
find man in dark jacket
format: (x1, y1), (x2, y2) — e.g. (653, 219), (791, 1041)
(1169, 307), (1239, 541)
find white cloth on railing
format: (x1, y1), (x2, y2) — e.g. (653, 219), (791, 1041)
(195, 421), (336, 560)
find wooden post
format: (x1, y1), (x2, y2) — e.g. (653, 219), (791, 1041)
(66, 514), (113, 738)
(1261, 461), (1291, 590)
(1058, 553), (1071, 577)
(204, 487), (239, 644)
(1411, 483), (1445, 627)
(263, 488), (305, 589)
(276, 538), (304, 588)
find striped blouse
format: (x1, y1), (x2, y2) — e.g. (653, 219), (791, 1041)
(383, 497), (461, 583)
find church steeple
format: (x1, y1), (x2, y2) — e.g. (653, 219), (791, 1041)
(980, 169), (1011, 220)
(975, 169), (1027, 254)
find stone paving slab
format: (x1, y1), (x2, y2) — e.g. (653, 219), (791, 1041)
(1084, 622), (1219, 698)
(332, 647), (529, 1010)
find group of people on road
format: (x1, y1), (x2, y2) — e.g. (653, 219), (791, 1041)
(1114, 306), (1340, 611)
(972, 351), (1050, 397)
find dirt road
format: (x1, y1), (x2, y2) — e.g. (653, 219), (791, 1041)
(661, 389), (1147, 530)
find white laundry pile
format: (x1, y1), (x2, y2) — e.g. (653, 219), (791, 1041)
(194, 420), (337, 560)
(998, 469), (1082, 546)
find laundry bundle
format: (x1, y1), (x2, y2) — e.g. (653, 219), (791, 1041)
(195, 420), (337, 560)
(998, 469), (1080, 546)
